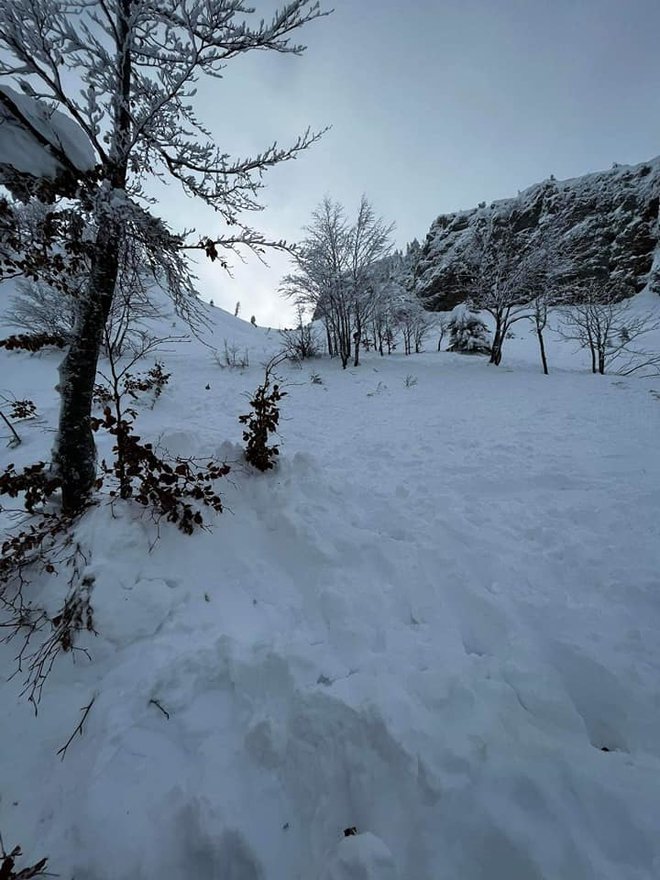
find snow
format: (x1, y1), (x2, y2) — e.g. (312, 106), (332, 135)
(1, 298), (660, 878)
(321, 833), (399, 879)
(0, 85), (96, 180)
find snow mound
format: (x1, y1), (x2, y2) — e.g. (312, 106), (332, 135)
(320, 833), (399, 880)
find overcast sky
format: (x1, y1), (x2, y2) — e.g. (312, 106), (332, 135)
(164, 0), (660, 327)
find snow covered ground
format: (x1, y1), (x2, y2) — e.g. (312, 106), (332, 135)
(1, 299), (660, 879)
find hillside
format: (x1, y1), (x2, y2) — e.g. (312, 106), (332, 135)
(416, 157), (660, 311)
(2, 300), (660, 878)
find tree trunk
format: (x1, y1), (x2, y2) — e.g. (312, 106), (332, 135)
(53, 222), (122, 513)
(353, 318), (362, 367)
(339, 325), (350, 368)
(52, 0), (132, 514)
(598, 348), (605, 375)
(489, 321), (502, 365)
(325, 323), (334, 357)
(537, 328), (549, 374)
(374, 323), (384, 356)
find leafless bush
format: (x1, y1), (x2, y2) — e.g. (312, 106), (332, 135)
(214, 339), (250, 369)
(0, 501), (93, 710)
(279, 319), (322, 362)
(3, 279), (79, 340)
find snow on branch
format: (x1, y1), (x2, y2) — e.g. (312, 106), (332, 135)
(0, 85), (96, 199)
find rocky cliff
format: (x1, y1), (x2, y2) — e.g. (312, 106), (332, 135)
(415, 157), (660, 310)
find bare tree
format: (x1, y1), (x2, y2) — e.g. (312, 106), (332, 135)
(282, 197), (352, 365)
(4, 279), (80, 340)
(0, 0), (327, 513)
(347, 196), (394, 366)
(282, 195), (393, 368)
(558, 283), (660, 375)
(367, 254), (401, 356)
(435, 315), (451, 351)
(468, 223), (546, 366)
(529, 290), (552, 374)
(392, 291), (435, 355)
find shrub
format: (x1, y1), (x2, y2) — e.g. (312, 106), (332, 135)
(0, 840), (49, 878)
(214, 340), (249, 369)
(9, 399), (37, 420)
(0, 332), (67, 352)
(239, 359), (287, 471)
(121, 361), (170, 406)
(0, 462), (60, 513)
(279, 320), (321, 362)
(447, 312), (492, 354)
(0, 412), (228, 709)
(91, 407), (229, 533)
(0, 501), (90, 707)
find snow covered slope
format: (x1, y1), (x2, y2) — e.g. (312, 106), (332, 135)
(417, 156), (660, 310)
(1, 302), (660, 879)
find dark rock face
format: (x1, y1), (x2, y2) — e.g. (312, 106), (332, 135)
(416, 158), (660, 311)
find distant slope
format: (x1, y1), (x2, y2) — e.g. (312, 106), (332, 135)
(416, 156), (660, 310)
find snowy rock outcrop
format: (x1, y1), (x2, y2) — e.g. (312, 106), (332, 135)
(416, 156), (660, 310)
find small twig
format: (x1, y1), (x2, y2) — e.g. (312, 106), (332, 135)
(149, 698), (170, 719)
(56, 695), (96, 760)
(0, 410), (21, 447)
